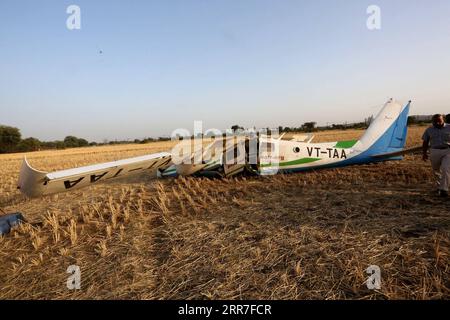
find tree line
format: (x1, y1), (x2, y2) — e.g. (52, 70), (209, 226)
(0, 125), (90, 153)
(274, 116), (374, 133)
(0, 125), (171, 154)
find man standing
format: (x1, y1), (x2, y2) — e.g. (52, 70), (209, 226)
(422, 114), (450, 197)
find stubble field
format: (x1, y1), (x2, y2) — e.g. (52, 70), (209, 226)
(0, 126), (449, 299)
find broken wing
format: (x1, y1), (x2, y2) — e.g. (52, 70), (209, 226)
(17, 152), (172, 198)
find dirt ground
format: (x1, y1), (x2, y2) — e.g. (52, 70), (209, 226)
(0, 126), (449, 299)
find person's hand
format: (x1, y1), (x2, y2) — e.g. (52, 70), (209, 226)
(423, 153), (429, 161)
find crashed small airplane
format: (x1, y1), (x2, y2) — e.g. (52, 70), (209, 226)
(18, 99), (418, 198)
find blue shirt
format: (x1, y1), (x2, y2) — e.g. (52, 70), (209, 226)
(422, 124), (450, 148)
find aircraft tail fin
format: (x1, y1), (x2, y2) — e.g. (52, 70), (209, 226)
(354, 99), (411, 158)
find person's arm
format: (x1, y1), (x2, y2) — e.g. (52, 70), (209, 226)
(422, 139), (429, 161)
(422, 129), (430, 161)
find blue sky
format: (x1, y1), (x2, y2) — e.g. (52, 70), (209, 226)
(1, 0), (450, 141)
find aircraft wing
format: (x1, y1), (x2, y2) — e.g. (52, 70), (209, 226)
(17, 152), (172, 198)
(371, 146), (423, 159)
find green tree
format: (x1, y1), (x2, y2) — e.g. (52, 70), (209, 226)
(77, 138), (89, 147)
(407, 116), (417, 126)
(301, 122), (317, 132)
(231, 124), (244, 132)
(63, 136), (89, 148)
(16, 137), (41, 152)
(0, 125), (21, 153)
(64, 136), (80, 148)
(55, 141), (66, 149)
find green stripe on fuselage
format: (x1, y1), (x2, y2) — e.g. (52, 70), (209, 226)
(334, 140), (357, 149)
(260, 157), (321, 168)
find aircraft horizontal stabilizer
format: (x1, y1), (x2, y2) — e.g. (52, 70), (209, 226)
(371, 146), (422, 159)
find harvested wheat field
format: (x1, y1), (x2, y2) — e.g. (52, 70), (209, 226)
(0, 126), (449, 299)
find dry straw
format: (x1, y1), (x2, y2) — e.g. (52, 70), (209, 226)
(0, 127), (448, 299)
